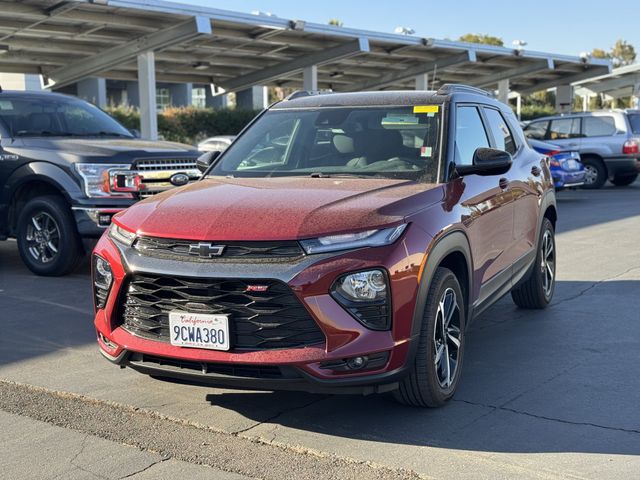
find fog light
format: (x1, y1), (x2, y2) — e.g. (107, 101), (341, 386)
(93, 255), (113, 309)
(347, 356), (368, 370)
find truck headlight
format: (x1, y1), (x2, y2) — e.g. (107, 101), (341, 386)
(108, 223), (136, 246)
(75, 163), (133, 198)
(331, 269), (391, 330)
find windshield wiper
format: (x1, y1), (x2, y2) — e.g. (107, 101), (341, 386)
(308, 172), (373, 179)
(90, 131), (132, 137)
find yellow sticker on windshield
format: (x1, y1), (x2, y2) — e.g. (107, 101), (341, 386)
(413, 105), (439, 113)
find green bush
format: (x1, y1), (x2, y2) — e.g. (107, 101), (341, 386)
(105, 106), (259, 145)
(518, 105), (556, 121)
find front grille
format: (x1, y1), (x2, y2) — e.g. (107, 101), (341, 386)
(129, 353), (301, 379)
(134, 236), (304, 262)
(118, 273), (325, 350)
(135, 158), (198, 171)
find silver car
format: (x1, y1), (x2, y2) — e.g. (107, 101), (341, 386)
(197, 135), (235, 153)
(523, 110), (640, 188)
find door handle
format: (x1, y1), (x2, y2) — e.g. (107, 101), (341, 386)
(531, 166), (541, 177)
(499, 178), (510, 190)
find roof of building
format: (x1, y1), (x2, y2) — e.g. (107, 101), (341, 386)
(0, 0), (612, 94)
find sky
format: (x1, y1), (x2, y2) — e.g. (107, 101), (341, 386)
(172, 0), (639, 58)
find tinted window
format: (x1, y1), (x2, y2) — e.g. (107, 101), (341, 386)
(628, 113), (640, 134)
(0, 95), (132, 138)
(523, 120), (548, 140)
(484, 108), (516, 154)
(583, 116), (616, 137)
(548, 118), (581, 140)
(210, 106), (441, 182)
(455, 106), (489, 166)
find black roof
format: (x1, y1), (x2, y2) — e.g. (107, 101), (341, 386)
(272, 86), (503, 110)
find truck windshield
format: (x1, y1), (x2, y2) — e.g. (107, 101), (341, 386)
(208, 106), (441, 182)
(0, 95), (133, 138)
(628, 113), (640, 134)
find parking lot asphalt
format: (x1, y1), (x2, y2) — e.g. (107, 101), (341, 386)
(1, 181), (639, 479)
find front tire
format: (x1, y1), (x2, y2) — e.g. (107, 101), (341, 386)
(511, 218), (555, 309)
(581, 157), (607, 189)
(394, 267), (465, 408)
(611, 173), (638, 187)
(16, 195), (84, 276)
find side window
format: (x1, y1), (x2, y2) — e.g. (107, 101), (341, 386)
(484, 108), (516, 154)
(583, 116), (616, 137)
(455, 106), (489, 166)
(523, 120), (548, 140)
(548, 118), (581, 140)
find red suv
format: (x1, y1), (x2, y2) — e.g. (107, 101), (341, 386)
(93, 85), (556, 407)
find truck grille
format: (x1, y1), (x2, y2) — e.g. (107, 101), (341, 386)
(118, 274), (325, 351)
(133, 157), (200, 198)
(133, 236), (304, 262)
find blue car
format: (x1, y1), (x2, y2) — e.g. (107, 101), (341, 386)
(528, 138), (586, 189)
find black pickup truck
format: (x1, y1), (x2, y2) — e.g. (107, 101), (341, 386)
(0, 90), (201, 276)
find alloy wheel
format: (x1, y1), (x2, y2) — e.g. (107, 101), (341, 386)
(540, 229), (555, 298)
(25, 211), (61, 264)
(583, 165), (598, 185)
(433, 288), (462, 389)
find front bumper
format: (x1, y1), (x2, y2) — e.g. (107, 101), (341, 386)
(93, 226), (430, 393)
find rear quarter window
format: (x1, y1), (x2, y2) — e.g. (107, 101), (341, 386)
(583, 116), (616, 137)
(627, 113), (640, 134)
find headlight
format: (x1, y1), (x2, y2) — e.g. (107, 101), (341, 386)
(75, 163), (132, 198)
(108, 223), (136, 246)
(331, 269), (391, 330)
(300, 224), (407, 254)
(93, 255), (113, 309)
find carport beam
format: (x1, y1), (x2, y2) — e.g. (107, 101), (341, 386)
(415, 73), (429, 91)
(138, 52), (158, 140)
(303, 65), (318, 91)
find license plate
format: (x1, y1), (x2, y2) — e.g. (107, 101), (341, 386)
(169, 311), (230, 351)
(566, 159), (580, 170)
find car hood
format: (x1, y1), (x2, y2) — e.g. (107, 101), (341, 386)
(114, 176), (444, 241)
(11, 137), (196, 159)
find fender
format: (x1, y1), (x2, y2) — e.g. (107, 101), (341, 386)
(2, 161), (84, 207)
(407, 229), (474, 362)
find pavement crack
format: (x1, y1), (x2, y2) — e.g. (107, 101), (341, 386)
(118, 456), (171, 479)
(454, 398), (640, 435)
(68, 434), (110, 480)
(232, 395), (329, 435)
(552, 265), (640, 307)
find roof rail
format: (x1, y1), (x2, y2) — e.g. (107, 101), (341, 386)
(285, 89), (334, 101)
(436, 84), (490, 97)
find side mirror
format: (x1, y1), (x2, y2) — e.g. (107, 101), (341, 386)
(456, 147), (512, 177)
(196, 150), (220, 173)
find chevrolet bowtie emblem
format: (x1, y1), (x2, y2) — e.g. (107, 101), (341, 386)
(188, 242), (226, 258)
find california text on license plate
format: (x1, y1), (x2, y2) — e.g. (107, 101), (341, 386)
(168, 311), (230, 351)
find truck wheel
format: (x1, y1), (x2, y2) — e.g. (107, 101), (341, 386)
(393, 267), (465, 408)
(511, 218), (555, 309)
(611, 173), (638, 187)
(581, 157), (607, 189)
(17, 195), (84, 276)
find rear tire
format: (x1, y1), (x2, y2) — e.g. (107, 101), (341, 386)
(611, 173), (638, 187)
(393, 267), (465, 408)
(581, 157), (607, 189)
(511, 218), (555, 309)
(16, 195), (84, 276)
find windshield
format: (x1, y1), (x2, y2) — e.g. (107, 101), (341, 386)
(628, 113), (640, 134)
(0, 95), (133, 138)
(208, 106), (441, 182)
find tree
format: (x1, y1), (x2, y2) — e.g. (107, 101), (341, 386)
(328, 18), (343, 27)
(591, 40), (636, 67)
(610, 39), (636, 67)
(458, 33), (504, 47)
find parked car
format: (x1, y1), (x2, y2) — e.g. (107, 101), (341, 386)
(528, 138), (585, 189)
(197, 135), (235, 153)
(522, 110), (640, 188)
(93, 85), (557, 408)
(0, 90), (202, 276)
